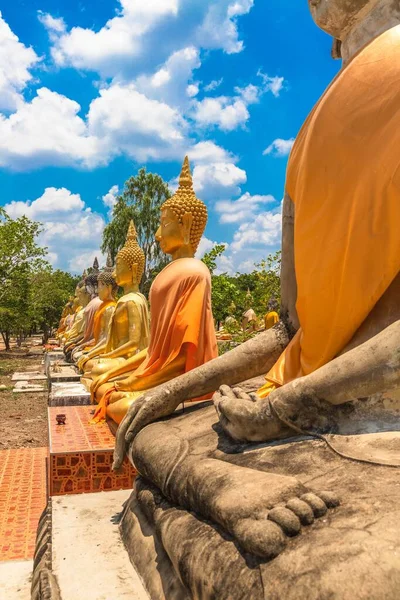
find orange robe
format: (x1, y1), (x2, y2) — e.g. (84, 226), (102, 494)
(93, 258), (218, 422)
(259, 26), (400, 397)
(90, 299), (116, 347)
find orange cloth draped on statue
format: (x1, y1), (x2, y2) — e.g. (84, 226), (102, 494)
(258, 26), (400, 398)
(93, 258), (218, 422)
(89, 299), (116, 348)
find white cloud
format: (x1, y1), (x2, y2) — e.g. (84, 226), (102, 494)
(0, 12), (40, 111)
(37, 12), (66, 37)
(195, 236), (216, 259)
(257, 70), (285, 98)
(135, 46), (201, 108)
(0, 87), (103, 170)
(4, 187), (107, 273)
(186, 83), (199, 98)
(193, 162), (247, 200)
(188, 141), (234, 164)
(196, 0), (254, 54)
(204, 78), (223, 92)
(102, 184), (119, 217)
(41, 0), (179, 78)
(87, 82), (187, 162)
(194, 96), (249, 131)
(231, 208), (282, 252)
(215, 192), (275, 224)
(263, 137), (295, 157)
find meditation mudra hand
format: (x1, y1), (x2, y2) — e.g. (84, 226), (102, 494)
(91, 156), (218, 425)
(80, 222), (150, 386)
(113, 1), (400, 469)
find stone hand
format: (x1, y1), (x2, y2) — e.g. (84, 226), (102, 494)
(214, 384), (292, 442)
(113, 386), (179, 470)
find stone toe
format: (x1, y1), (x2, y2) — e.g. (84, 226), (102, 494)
(268, 506), (301, 536)
(285, 498), (314, 525)
(300, 492), (327, 517)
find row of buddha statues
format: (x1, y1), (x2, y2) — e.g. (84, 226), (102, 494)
(57, 157), (217, 425)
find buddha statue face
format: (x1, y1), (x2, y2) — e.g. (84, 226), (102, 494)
(156, 156), (207, 258)
(114, 256), (138, 288)
(76, 284), (90, 306)
(155, 207), (192, 256)
(308, 0), (380, 37)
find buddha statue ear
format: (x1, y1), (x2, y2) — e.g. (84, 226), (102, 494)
(131, 262), (138, 283)
(181, 212), (194, 246)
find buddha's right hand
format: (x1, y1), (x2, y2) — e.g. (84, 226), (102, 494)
(113, 386), (179, 470)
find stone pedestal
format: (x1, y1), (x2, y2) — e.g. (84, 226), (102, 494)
(49, 366), (81, 389)
(49, 382), (91, 407)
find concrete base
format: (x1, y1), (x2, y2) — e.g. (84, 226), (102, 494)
(0, 560), (32, 599)
(52, 492), (148, 600)
(49, 366), (80, 388)
(13, 381), (46, 393)
(12, 372), (47, 382)
(49, 382), (91, 406)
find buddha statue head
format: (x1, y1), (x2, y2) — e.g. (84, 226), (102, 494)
(85, 257), (100, 298)
(97, 262), (118, 301)
(308, 0), (380, 38)
(156, 156), (208, 259)
(114, 221), (145, 290)
(244, 289), (253, 310)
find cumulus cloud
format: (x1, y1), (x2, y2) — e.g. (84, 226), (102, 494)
(0, 12), (40, 111)
(204, 78), (223, 92)
(102, 184), (119, 217)
(39, 0), (253, 80)
(263, 137), (295, 157)
(193, 162), (247, 201)
(0, 88), (103, 170)
(215, 192), (275, 224)
(4, 187), (107, 273)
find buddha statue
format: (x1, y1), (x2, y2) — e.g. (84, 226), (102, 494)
(90, 156), (218, 424)
(241, 289), (258, 332)
(112, 0), (400, 466)
(76, 265), (118, 371)
(264, 296), (279, 330)
(56, 297), (74, 338)
(80, 222), (150, 385)
(67, 259), (103, 362)
(62, 278), (90, 350)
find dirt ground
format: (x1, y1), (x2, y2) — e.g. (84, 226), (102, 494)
(0, 353), (48, 449)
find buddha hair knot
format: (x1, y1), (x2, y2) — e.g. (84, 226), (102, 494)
(117, 220), (145, 281)
(161, 156), (208, 253)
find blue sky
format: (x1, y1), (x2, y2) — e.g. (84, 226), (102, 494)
(0, 1), (339, 273)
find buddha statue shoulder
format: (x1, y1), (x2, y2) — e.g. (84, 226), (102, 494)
(80, 221), (150, 386)
(63, 276), (90, 350)
(91, 156), (218, 424)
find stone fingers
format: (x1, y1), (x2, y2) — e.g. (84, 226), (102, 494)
(113, 401), (143, 470)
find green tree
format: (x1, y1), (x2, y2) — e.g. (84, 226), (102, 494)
(0, 211), (48, 350)
(201, 244), (226, 275)
(101, 168), (171, 291)
(28, 269), (79, 342)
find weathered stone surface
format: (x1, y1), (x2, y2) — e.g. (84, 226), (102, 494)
(121, 401), (400, 599)
(49, 366), (80, 388)
(12, 372), (47, 381)
(48, 382), (91, 407)
(13, 381), (46, 393)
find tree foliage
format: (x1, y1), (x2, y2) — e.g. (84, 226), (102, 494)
(101, 168), (171, 290)
(201, 245), (281, 326)
(0, 210), (78, 349)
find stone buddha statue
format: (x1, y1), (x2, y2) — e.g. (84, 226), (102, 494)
(241, 289), (258, 332)
(76, 263), (118, 371)
(111, 0), (400, 462)
(80, 222), (150, 386)
(90, 156), (218, 424)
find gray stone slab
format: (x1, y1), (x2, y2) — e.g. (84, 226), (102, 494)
(49, 382), (91, 407)
(12, 371), (47, 382)
(52, 492), (149, 600)
(49, 366), (80, 387)
(0, 560), (32, 600)
(13, 381), (46, 393)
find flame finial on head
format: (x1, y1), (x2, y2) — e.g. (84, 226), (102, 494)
(126, 220), (138, 242)
(178, 155), (193, 189)
(116, 219), (145, 281)
(93, 257), (99, 271)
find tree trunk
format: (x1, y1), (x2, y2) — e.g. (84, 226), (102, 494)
(1, 331), (11, 352)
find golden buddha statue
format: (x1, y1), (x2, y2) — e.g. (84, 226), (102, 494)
(68, 261), (103, 361)
(80, 221), (150, 386)
(56, 296), (74, 338)
(63, 278), (91, 351)
(76, 264), (118, 369)
(242, 289), (258, 332)
(264, 296), (279, 331)
(91, 156), (218, 424)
